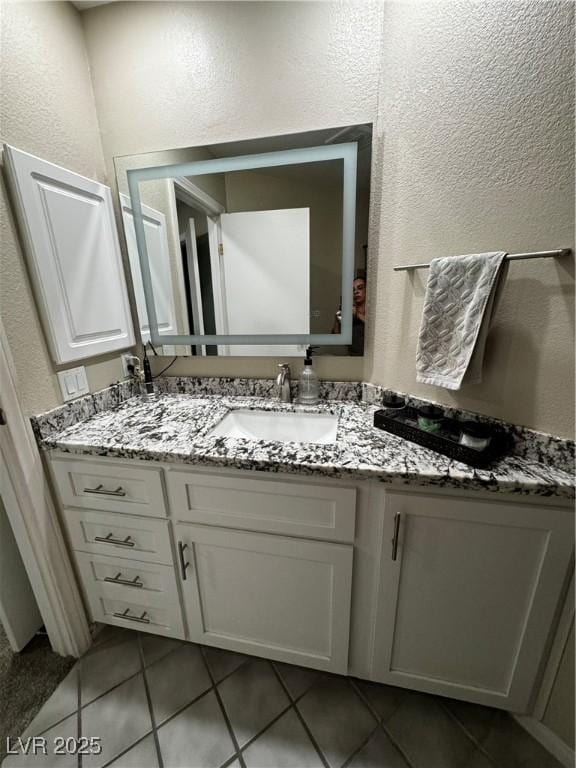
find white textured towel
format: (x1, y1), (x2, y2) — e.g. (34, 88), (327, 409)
(416, 251), (508, 390)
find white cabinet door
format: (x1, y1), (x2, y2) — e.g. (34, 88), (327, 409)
(3, 145), (134, 363)
(119, 193), (179, 342)
(372, 491), (574, 711)
(175, 523), (353, 673)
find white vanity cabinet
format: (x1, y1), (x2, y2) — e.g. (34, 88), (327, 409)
(168, 468), (356, 673)
(48, 452), (574, 713)
(372, 490), (574, 711)
(175, 523), (353, 672)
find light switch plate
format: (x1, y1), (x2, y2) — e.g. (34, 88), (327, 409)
(57, 366), (90, 402)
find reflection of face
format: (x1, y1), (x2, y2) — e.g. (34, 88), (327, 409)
(353, 279), (366, 306)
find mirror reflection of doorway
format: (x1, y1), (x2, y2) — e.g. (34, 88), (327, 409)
(178, 204), (218, 356)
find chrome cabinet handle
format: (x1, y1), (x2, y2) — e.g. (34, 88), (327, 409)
(94, 533), (135, 547)
(104, 572), (143, 588)
(391, 513), (401, 561)
(84, 484), (126, 497)
(178, 541), (190, 581)
(113, 608), (150, 624)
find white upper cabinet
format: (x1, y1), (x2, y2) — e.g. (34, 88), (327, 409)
(4, 145), (134, 363)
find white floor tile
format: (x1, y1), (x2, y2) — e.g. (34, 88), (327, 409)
(273, 662), (322, 701)
(107, 733), (159, 768)
(81, 674), (152, 768)
(354, 681), (406, 724)
(203, 646), (248, 683)
(297, 677), (376, 768)
(139, 635), (182, 668)
(4, 714), (78, 768)
(80, 636), (141, 706)
(347, 727), (410, 768)
(146, 644), (212, 725)
(218, 659), (290, 748)
(243, 708), (323, 768)
(158, 690), (235, 768)
(385, 690), (476, 768)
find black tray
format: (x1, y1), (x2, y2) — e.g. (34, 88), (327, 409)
(373, 407), (513, 468)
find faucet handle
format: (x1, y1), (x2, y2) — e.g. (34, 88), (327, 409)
(278, 363), (290, 371)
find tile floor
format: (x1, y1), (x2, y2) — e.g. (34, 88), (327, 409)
(3, 627), (563, 768)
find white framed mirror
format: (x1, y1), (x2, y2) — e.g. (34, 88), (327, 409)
(114, 124), (372, 357)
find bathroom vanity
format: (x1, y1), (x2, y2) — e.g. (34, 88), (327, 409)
(39, 389), (574, 714)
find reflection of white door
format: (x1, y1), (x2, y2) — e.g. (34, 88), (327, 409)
(120, 194), (178, 348)
(184, 219), (205, 355)
(0, 477), (43, 651)
(218, 208), (310, 356)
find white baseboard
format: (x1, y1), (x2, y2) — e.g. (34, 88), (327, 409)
(514, 715), (575, 768)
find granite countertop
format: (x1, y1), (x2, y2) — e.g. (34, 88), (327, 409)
(39, 393), (575, 500)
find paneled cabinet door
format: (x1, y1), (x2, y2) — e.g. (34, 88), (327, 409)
(3, 145), (134, 363)
(174, 523), (353, 673)
(372, 491), (574, 712)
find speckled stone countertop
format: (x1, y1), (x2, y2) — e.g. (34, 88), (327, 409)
(39, 393), (575, 500)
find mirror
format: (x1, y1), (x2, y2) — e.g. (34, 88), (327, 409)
(114, 124), (372, 356)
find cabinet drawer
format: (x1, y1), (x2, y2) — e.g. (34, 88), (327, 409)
(87, 593), (185, 639)
(51, 458), (166, 517)
(167, 470), (356, 542)
(63, 508), (173, 564)
(74, 551), (180, 602)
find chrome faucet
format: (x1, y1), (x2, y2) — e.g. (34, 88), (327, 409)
(276, 364), (292, 403)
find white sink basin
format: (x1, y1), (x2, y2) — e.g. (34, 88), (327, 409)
(209, 409), (338, 444)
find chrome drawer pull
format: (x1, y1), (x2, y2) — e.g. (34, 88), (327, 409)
(94, 533), (135, 547)
(104, 572), (143, 588)
(113, 608), (150, 624)
(84, 484), (127, 497)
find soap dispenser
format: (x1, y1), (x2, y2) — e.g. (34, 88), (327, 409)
(298, 346), (319, 405)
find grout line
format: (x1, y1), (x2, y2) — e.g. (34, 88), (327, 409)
(204, 653), (253, 687)
(33, 709), (80, 740)
(79, 668), (143, 712)
(348, 679), (383, 725)
(153, 687), (214, 732)
(84, 628), (133, 657)
(219, 756), (241, 768)
(379, 720), (418, 768)
(437, 699), (501, 767)
(349, 679), (415, 768)
(349, 678), (404, 724)
(148, 648), (250, 737)
(340, 723), (381, 768)
(270, 662), (331, 768)
(78, 633), (189, 715)
(236, 700), (294, 755)
(137, 635), (164, 768)
(199, 645), (246, 768)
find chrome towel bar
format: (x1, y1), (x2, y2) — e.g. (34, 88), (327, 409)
(393, 248), (571, 272)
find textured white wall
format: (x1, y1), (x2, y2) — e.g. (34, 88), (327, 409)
(368, 0), (574, 436)
(3, 1), (573, 427)
(0, 1), (129, 415)
(82, 0), (384, 380)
